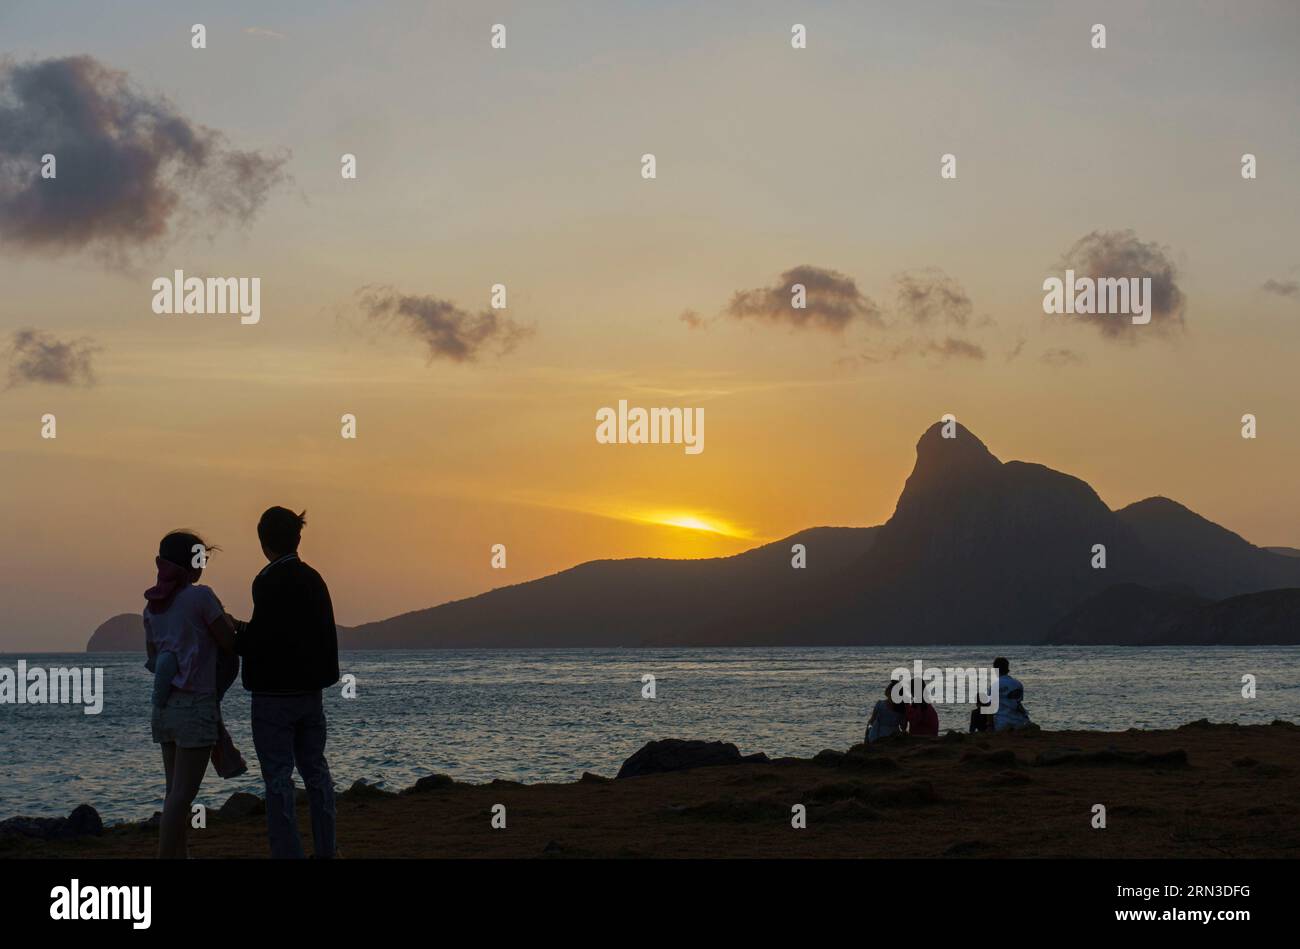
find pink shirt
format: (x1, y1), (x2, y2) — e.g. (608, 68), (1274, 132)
(905, 703), (940, 737)
(142, 585), (224, 695)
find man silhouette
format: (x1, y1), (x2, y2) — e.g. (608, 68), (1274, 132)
(234, 507), (340, 858)
(992, 657), (1031, 732)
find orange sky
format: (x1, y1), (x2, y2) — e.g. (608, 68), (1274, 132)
(2, 1), (1299, 648)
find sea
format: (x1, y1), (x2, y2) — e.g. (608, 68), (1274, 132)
(2, 646), (1297, 824)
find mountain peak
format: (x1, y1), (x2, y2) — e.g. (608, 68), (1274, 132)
(912, 420), (1001, 479)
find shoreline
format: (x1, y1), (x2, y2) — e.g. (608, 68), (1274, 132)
(4, 720), (1297, 859)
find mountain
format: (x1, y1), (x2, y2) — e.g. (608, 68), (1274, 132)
(1161, 588), (1300, 644)
(811, 424), (1139, 643)
(706, 423), (1300, 644)
(1115, 497), (1300, 598)
(341, 526), (879, 649)
(1052, 584), (1300, 645)
(89, 423), (1300, 648)
(86, 613), (144, 651)
(1049, 584), (1210, 645)
(344, 421), (1300, 647)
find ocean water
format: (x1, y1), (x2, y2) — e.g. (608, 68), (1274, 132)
(2, 646), (1297, 824)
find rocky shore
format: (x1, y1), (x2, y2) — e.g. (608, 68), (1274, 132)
(3, 721), (1297, 859)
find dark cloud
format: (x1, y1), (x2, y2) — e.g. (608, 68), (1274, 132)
(1041, 347), (1084, 367)
(1057, 230), (1185, 340)
(1005, 337), (1026, 362)
(894, 269), (973, 327)
(1261, 278), (1299, 298)
(726, 265), (882, 332)
(5, 329), (99, 387)
(356, 287), (533, 363)
(0, 55), (288, 263)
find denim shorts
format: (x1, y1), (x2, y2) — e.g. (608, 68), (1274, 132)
(151, 692), (220, 748)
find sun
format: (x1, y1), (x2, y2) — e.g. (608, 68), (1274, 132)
(645, 512), (752, 540)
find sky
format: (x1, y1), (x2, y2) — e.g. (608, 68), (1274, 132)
(1, 1), (1298, 648)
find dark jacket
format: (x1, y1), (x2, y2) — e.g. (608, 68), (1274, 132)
(237, 555), (340, 693)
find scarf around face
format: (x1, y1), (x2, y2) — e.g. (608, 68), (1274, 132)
(144, 557), (201, 614)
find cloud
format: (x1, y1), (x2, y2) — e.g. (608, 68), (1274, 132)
(852, 335), (986, 365)
(1056, 230), (1186, 340)
(243, 27), (285, 39)
(1041, 347), (1084, 367)
(1261, 278), (1299, 298)
(726, 265), (882, 332)
(356, 287), (533, 363)
(894, 269), (973, 327)
(931, 337), (984, 360)
(713, 263), (994, 368)
(679, 309), (706, 330)
(0, 55), (289, 263)
(4, 329), (99, 387)
(916, 336), (985, 361)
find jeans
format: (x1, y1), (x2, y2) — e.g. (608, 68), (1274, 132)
(251, 691), (336, 859)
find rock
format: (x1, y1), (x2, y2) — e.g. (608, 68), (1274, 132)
(616, 739), (762, 779)
(218, 792), (265, 819)
(0, 804), (103, 840)
(409, 774), (456, 793)
(66, 804), (103, 837)
(578, 772), (611, 785)
(0, 816), (64, 840)
(344, 779), (394, 800)
(812, 749), (846, 767)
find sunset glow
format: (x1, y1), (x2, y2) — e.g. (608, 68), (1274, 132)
(645, 513), (753, 540)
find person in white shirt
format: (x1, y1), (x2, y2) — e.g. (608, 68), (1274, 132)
(992, 657), (1031, 732)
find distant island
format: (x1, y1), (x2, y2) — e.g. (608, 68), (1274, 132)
(89, 422), (1300, 651)
(86, 614), (144, 652)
